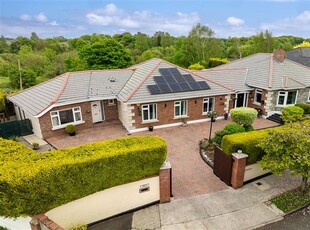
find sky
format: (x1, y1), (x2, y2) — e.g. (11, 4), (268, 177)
(0, 0), (309, 39)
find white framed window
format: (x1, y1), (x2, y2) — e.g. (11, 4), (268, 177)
(276, 91), (297, 106)
(174, 100), (188, 118)
(202, 97), (215, 114)
(308, 90), (310, 102)
(254, 89), (263, 104)
(142, 104), (157, 122)
(50, 107), (82, 128)
(108, 99), (115, 105)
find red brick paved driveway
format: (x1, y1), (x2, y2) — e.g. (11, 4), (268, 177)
(47, 119), (278, 199)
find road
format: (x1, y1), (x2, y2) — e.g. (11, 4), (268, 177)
(258, 206), (310, 230)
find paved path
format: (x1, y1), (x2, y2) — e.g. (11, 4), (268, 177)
(131, 172), (300, 230)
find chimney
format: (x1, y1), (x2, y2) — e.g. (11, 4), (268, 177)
(273, 48), (286, 62)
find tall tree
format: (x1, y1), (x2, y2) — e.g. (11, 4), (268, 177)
(184, 23), (223, 64)
(78, 38), (133, 69)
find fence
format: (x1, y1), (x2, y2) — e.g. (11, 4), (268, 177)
(0, 119), (33, 138)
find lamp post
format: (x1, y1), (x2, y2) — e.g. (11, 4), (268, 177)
(208, 119), (214, 141)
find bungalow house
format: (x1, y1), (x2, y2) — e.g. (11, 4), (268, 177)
(7, 59), (235, 139)
(196, 49), (310, 117)
(7, 49), (310, 139)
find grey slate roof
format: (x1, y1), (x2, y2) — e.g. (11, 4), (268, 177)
(8, 70), (133, 116)
(211, 53), (310, 90)
(193, 68), (252, 93)
(287, 47), (310, 68)
(121, 59), (234, 104)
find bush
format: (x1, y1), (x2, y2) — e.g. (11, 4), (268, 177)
(230, 107), (257, 126)
(207, 58), (229, 68)
(0, 92), (5, 112)
(221, 127), (282, 164)
(295, 103), (310, 114)
(188, 63), (205, 70)
(65, 124), (76, 134)
(281, 106), (304, 123)
(212, 124), (245, 145)
(243, 125), (254, 132)
(0, 136), (167, 217)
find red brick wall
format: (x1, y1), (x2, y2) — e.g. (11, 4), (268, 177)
(39, 100), (119, 139)
(133, 95), (227, 129)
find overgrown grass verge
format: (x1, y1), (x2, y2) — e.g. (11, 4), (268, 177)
(271, 187), (310, 213)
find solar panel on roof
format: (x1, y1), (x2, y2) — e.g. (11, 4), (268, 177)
(159, 68), (172, 76)
(169, 83), (183, 92)
(183, 74), (196, 82)
(197, 81), (211, 90)
(158, 83), (172, 93)
(148, 68), (211, 95)
(148, 85), (161, 95)
(188, 81), (201, 90)
(163, 75), (177, 84)
(179, 82), (191, 91)
(154, 76), (166, 84)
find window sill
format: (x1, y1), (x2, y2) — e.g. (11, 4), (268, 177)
(107, 104), (116, 106)
(142, 120), (159, 124)
(52, 121), (85, 130)
(173, 116), (189, 119)
(253, 102), (261, 106)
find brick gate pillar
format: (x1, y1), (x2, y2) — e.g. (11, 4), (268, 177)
(231, 153), (248, 189)
(159, 160), (172, 203)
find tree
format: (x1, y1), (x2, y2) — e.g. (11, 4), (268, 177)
(258, 121), (310, 191)
(78, 38), (133, 69)
(9, 67), (36, 89)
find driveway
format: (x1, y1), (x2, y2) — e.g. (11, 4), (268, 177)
(47, 118), (279, 199)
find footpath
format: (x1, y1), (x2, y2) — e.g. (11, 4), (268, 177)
(131, 172), (300, 230)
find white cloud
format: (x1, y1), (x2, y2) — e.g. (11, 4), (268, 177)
(35, 12), (48, 22)
(260, 11), (310, 35)
(226, 17), (244, 26)
(86, 4), (199, 34)
(20, 14), (32, 21)
(49, 21), (59, 26)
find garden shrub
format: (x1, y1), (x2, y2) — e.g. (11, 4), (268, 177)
(281, 106), (304, 123)
(207, 58), (229, 68)
(212, 123), (245, 145)
(0, 136), (167, 218)
(295, 103), (310, 114)
(0, 92), (5, 112)
(230, 107), (257, 126)
(221, 126), (283, 165)
(188, 63), (205, 70)
(243, 125), (254, 132)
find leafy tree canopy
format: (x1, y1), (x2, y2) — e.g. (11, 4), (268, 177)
(78, 38), (133, 69)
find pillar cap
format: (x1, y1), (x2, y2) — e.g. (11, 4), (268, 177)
(232, 153), (248, 159)
(161, 160), (171, 169)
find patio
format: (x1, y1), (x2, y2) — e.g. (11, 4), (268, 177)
(46, 118), (279, 199)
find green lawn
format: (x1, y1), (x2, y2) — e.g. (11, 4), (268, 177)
(271, 187), (310, 213)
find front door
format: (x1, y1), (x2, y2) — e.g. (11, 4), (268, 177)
(235, 93), (247, 107)
(91, 101), (104, 123)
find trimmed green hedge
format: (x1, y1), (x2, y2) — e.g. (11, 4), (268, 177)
(0, 136), (167, 218)
(221, 127), (282, 164)
(281, 106), (304, 123)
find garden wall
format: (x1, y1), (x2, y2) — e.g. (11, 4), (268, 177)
(244, 163), (270, 182)
(45, 176), (160, 229)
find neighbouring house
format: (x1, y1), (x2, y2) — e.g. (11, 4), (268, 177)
(7, 49), (310, 139)
(196, 49), (310, 117)
(287, 47), (310, 68)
